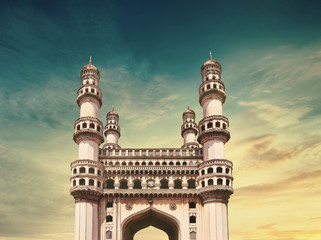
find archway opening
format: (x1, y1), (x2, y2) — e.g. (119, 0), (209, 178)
(134, 226), (168, 240)
(122, 208), (179, 240)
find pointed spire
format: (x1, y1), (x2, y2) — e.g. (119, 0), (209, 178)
(89, 56), (92, 65)
(188, 106), (190, 110)
(112, 106), (114, 112)
(209, 51), (212, 60)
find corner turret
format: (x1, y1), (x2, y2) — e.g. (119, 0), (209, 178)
(103, 107), (121, 149)
(181, 107), (198, 148)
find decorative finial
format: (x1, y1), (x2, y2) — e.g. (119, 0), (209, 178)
(209, 51), (212, 60)
(89, 56), (92, 65)
(188, 106), (190, 110)
(112, 106), (114, 112)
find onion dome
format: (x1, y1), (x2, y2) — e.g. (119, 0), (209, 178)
(80, 56), (100, 79)
(183, 106), (195, 117)
(106, 107), (119, 119)
(201, 52), (222, 76)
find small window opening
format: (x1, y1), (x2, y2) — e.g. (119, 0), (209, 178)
(79, 179), (85, 185)
(160, 179), (169, 189)
(217, 178), (223, 185)
(89, 179), (94, 186)
(189, 216), (196, 223)
(106, 215), (113, 222)
(189, 202), (196, 209)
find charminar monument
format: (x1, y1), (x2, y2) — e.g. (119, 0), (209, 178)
(70, 53), (233, 240)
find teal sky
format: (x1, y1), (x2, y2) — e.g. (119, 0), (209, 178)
(1, 1), (321, 240)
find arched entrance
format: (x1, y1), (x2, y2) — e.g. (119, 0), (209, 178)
(122, 208), (180, 240)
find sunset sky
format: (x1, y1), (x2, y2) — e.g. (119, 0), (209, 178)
(1, 1), (321, 240)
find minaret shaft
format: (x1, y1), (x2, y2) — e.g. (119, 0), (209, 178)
(71, 58), (104, 240)
(203, 99), (223, 117)
(197, 53), (233, 240)
(80, 102), (99, 118)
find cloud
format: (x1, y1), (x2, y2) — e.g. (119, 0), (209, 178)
(238, 101), (312, 128)
(256, 224), (277, 230)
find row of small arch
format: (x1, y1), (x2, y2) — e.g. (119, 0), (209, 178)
(105, 178), (197, 189)
(105, 169), (198, 175)
(205, 75), (219, 81)
(105, 124), (119, 131)
(73, 167), (102, 175)
(201, 82), (224, 93)
(75, 122), (102, 132)
(201, 178), (230, 187)
(182, 123), (197, 130)
(200, 166), (230, 175)
(79, 86), (101, 97)
(104, 160), (197, 167)
(72, 178), (197, 189)
(82, 78), (97, 85)
(200, 121), (227, 132)
(105, 201), (197, 209)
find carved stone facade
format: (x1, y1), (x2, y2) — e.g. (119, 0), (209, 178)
(70, 54), (233, 240)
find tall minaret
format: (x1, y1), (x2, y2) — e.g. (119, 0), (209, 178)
(197, 52), (233, 240)
(181, 107), (198, 148)
(103, 107), (121, 149)
(71, 58), (104, 240)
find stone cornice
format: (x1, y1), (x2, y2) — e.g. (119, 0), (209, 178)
(181, 127), (198, 137)
(73, 130), (104, 145)
(104, 128), (121, 138)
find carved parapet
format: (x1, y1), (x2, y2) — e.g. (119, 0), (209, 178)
(73, 117), (104, 144)
(77, 85), (102, 108)
(199, 80), (226, 105)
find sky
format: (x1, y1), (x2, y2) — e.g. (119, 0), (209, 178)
(0, 0), (321, 239)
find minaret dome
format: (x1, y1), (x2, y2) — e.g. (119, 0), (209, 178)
(201, 51), (222, 82)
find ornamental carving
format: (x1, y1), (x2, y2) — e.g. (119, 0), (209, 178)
(125, 203), (132, 210)
(169, 203), (177, 211)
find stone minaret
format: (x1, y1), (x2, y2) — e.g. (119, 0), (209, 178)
(181, 107), (198, 148)
(103, 108), (121, 149)
(197, 52), (233, 240)
(71, 57), (104, 240)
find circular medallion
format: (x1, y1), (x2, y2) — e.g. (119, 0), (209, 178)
(147, 180), (155, 188)
(125, 203), (132, 210)
(169, 203), (177, 211)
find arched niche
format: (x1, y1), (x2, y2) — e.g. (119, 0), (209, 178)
(122, 207), (180, 240)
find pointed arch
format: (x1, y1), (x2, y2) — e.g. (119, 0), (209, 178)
(122, 207), (180, 240)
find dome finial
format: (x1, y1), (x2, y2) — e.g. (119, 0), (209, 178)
(188, 106), (190, 110)
(209, 51), (212, 60)
(112, 106), (114, 112)
(89, 56), (92, 65)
